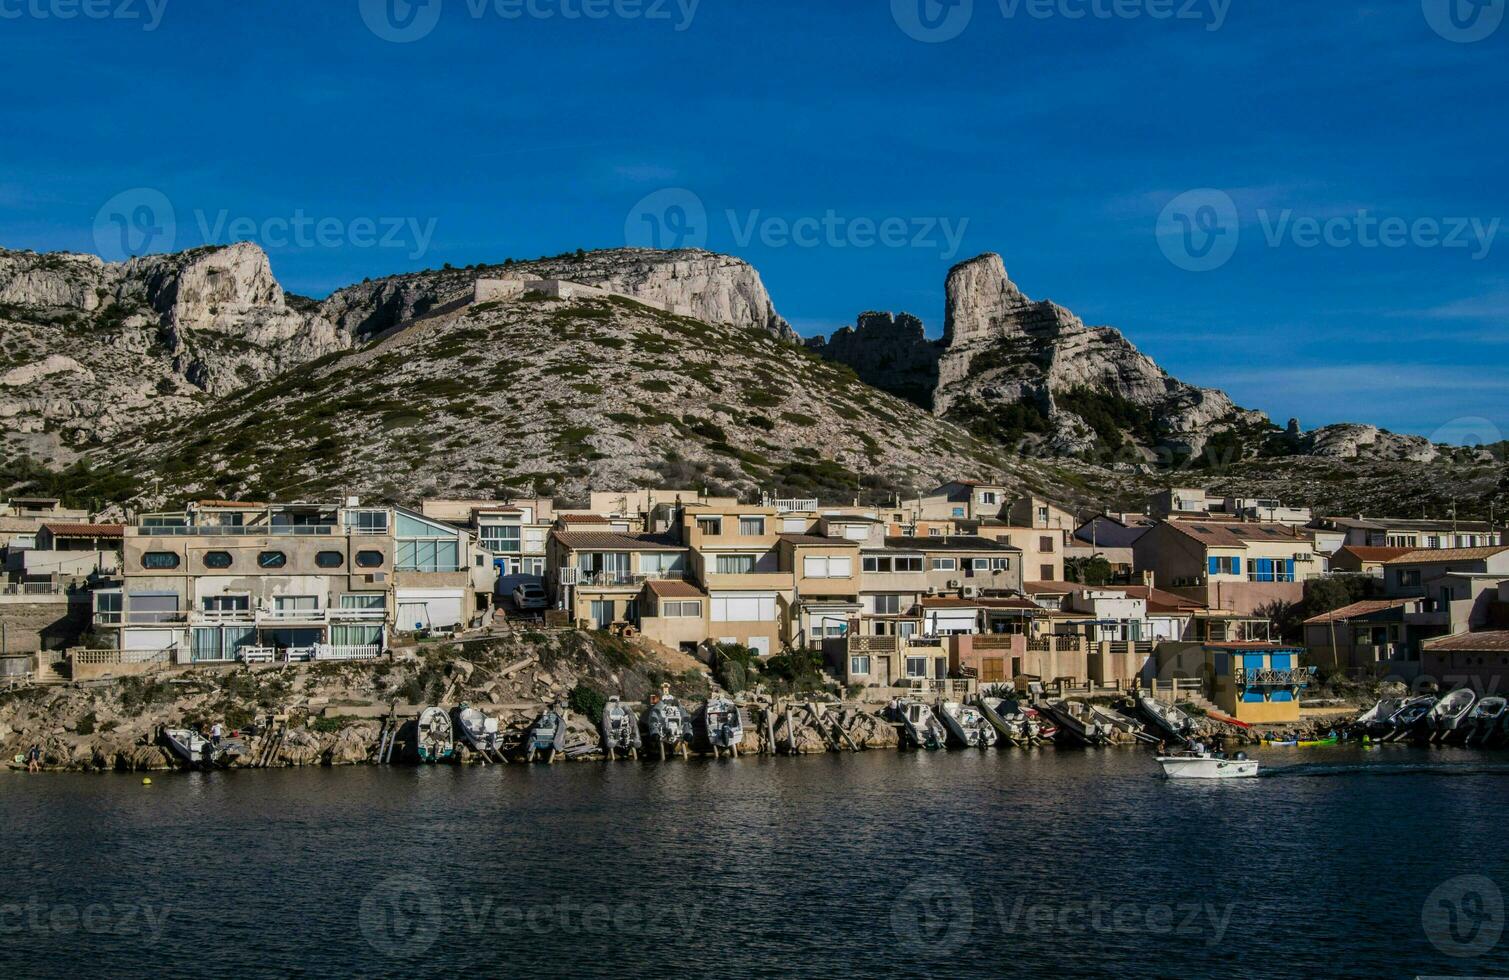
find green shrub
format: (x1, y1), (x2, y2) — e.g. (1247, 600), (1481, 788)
(568, 682), (607, 725)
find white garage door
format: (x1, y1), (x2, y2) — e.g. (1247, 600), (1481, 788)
(396, 589), (464, 630)
(926, 610), (978, 635)
(123, 629), (178, 651)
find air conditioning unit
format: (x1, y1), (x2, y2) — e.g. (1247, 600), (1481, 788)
(947, 580), (961, 589)
(368, 572), (387, 584)
(1294, 553), (1314, 562)
(961, 586), (978, 598)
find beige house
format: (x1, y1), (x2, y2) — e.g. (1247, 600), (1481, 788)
(1131, 519), (1326, 615)
(420, 497), (554, 578)
(104, 500), (395, 663)
(547, 529), (689, 630)
(779, 532), (862, 648)
(681, 503), (792, 656)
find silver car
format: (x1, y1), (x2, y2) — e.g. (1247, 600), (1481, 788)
(512, 582), (548, 610)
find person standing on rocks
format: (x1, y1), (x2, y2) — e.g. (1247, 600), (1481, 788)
(26, 744), (41, 773)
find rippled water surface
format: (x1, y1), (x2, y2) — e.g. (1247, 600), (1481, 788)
(1, 744), (1506, 978)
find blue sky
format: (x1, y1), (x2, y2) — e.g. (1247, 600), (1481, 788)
(1, 0), (1505, 442)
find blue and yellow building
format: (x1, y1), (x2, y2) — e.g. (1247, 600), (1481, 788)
(1152, 642), (1311, 723)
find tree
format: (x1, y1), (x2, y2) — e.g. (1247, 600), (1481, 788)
(1064, 553), (1113, 586)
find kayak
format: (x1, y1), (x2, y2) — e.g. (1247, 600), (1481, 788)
(1298, 735), (1338, 747)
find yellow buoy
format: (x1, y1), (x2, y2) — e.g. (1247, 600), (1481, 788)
(141, 777), (152, 785)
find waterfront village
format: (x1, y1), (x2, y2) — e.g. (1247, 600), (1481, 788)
(1, 480), (1507, 769)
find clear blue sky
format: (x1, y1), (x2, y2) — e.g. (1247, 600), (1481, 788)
(1, 0), (1505, 442)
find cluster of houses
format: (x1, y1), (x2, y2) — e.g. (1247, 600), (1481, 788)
(2, 481), (1506, 724)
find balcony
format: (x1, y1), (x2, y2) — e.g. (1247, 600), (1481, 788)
(568, 570), (685, 589)
(702, 569), (794, 592)
(1233, 666), (1315, 688)
(331, 607), (386, 621)
(192, 608), (256, 624)
(257, 607), (329, 625)
(136, 525), (338, 536)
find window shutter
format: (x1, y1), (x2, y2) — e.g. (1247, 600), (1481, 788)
(1207, 556), (1219, 576)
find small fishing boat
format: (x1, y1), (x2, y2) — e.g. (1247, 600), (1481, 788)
(937, 700), (996, 748)
(1427, 688), (1476, 739)
(1384, 696), (1435, 740)
(453, 703), (502, 759)
(161, 728), (242, 770)
(1022, 706), (1054, 742)
(1356, 697), (1406, 735)
(1040, 698), (1112, 746)
(524, 705), (569, 762)
(1137, 693), (1197, 744)
(976, 696), (1030, 744)
(1467, 696), (1507, 744)
(1086, 702), (1151, 743)
(892, 698), (946, 750)
(643, 686), (692, 760)
(600, 696), (642, 760)
(415, 706), (454, 763)
(699, 697), (745, 757)
(1156, 747), (1259, 780)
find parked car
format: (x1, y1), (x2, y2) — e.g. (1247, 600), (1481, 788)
(512, 582), (548, 610)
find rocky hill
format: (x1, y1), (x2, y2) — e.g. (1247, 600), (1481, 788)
(809, 252), (1269, 462)
(0, 240), (1502, 520)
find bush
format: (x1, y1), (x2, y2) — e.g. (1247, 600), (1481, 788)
(568, 682), (608, 725)
(710, 643), (758, 693)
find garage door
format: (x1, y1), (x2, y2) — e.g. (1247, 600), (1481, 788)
(123, 629), (178, 651)
(396, 590), (464, 630)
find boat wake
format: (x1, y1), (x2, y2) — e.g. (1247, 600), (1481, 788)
(1262, 761), (1509, 779)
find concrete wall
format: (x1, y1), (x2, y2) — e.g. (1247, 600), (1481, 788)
(0, 594), (91, 652)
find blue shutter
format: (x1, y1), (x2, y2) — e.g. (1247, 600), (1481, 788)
(1232, 557), (1242, 576)
(1208, 556), (1219, 576)
(1286, 559), (1295, 581)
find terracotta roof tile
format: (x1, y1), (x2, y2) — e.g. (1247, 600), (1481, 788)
(1384, 546), (1509, 564)
(40, 523), (124, 538)
(1425, 630), (1509, 653)
(1337, 546), (1413, 562)
(1302, 598), (1413, 625)
(549, 530), (684, 551)
(646, 579), (706, 598)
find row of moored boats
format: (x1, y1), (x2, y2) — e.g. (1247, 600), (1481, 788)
(887, 692), (1200, 750)
(1353, 690), (1507, 745)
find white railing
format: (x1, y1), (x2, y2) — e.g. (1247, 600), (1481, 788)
(71, 648), (172, 666)
(768, 497), (819, 513)
(3, 583), (65, 596)
(127, 611), (187, 624)
(240, 645), (317, 664)
(259, 608), (327, 622)
(193, 609), (254, 623)
(315, 644), (382, 661)
(331, 608), (386, 621)
(575, 570), (685, 587)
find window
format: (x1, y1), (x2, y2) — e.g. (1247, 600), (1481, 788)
(201, 594), (249, 613)
(931, 557), (957, 572)
(873, 594), (902, 615)
(696, 517), (723, 536)
(1398, 569), (1421, 588)
(905, 656), (929, 678)
(849, 655), (871, 676)
(344, 509), (389, 534)
(1206, 555), (1239, 576)
(711, 594), (777, 622)
(803, 555), (852, 578)
(1036, 506), (1049, 524)
(842, 524), (869, 541)
(274, 595), (318, 614)
(661, 600), (702, 618)
(396, 512), (460, 572)
(972, 558), (991, 571)
(522, 557), (545, 576)
(315, 551), (344, 568)
(781, 518), (806, 533)
(952, 507), (965, 517)
(992, 558), (1011, 571)
(356, 550), (384, 568)
(896, 556), (923, 573)
(863, 556), (892, 573)
(980, 491), (997, 505)
(1039, 536), (1054, 552)
(202, 551), (232, 569)
(339, 593), (385, 610)
(639, 552), (685, 575)
(128, 591), (179, 623)
(928, 528), (943, 537)
(481, 524), (521, 553)
(739, 517), (765, 536)
(258, 551), (287, 569)
(141, 551), (180, 569)
(716, 554), (756, 575)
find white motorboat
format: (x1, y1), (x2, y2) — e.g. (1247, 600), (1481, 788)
(1356, 697), (1406, 734)
(1468, 696), (1507, 744)
(976, 696), (1030, 744)
(453, 704), (502, 758)
(1137, 693), (1197, 743)
(937, 700), (996, 748)
(1427, 688), (1477, 737)
(1383, 695), (1435, 740)
(600, 696), (642, 759)
(699, 697), (745, 757)
(1156, 748), (1259, 779)
(415, 706), (454, 763)
(524, 705), (568, 762)
(643, 686), (692, 760)
(1040, 698), (1113, 745)
(892, 698), (946, 750)
(161, 727), (240, 769)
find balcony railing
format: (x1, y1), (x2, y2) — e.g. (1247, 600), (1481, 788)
(572, 570), (685, 588)
(136, 525), (338, 536)
(331, 607), (386, 621)
(126, 611), (187, 624)
(71, 648), (171, 666)
(1234, 666), (1315, 688)
(193, 608), (254, 623)
(240, 644), (382, 664)
(259, 607), (328, 623)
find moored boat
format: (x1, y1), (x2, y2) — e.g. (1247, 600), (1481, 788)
(1156, 748), (1259, 779)
(1468, 696), (1506, 745)
(699, 697), (745, 757)
(1041, 698), (1112, 746)
(976, 695), (1030, 744)
(892, 698), (946, 750)
(643, 686), (692, 760)
(1384, 696), (1435, 740)
(453, 703), (502, 759)
(524, 705), (569, 762)
(1427, 688), (1476, 740)
(600, 696), (642, 760)
(160, 727), (243, 770)
(937, 700), (996, 748)
(1137, 693), (1197, 744)
(415, 706), (454, 763)
(1356, 697), (1406, 735)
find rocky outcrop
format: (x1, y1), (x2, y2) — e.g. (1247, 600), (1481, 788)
(805, 311), (940, 409)
(1305, 423), (1439, 463)
(320, 247), (795, 342)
